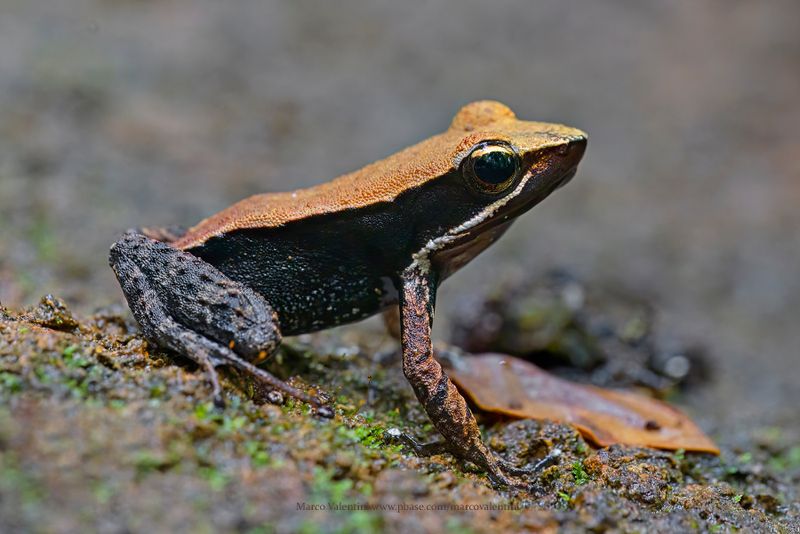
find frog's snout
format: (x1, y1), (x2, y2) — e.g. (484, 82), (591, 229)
(553, 136), (586, 189)
(563, 135), (587, 161)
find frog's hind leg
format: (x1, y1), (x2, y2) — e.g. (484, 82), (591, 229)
(109, 230), (329, 414)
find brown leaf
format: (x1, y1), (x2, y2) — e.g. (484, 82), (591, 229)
(448, 353), (719, 453)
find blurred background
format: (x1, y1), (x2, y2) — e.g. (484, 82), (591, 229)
(0, 0), (797, 433)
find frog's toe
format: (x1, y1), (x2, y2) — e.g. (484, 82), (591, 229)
(315, 405), (335, 418)
(486, 469), (516, 489)
(384, 430), (451, 456)
(496, 448), (562, 478)
(200, 355), (225, 408)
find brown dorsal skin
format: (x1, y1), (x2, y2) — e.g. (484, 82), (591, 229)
(173, 101), (584, 250)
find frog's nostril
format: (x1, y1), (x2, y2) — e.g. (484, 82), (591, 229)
(558, 136), (587, 170)
(568, 135), (587, 154)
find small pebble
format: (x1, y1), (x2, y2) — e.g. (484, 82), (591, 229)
(315, 405), (334, 418)
(267, 390), (284, 405)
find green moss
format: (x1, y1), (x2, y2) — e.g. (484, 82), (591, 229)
(0, 302), (797, 532)
(220, 414), (248, 435)
(339, 511), (383, 533)
(0, 372), (22, 393)
(92, 481), (115, 505)
(132, 449), (179, 475)
(64, 377), (90, 398)
(199, 466), (231, 492)
(148, 383), (166, 399)
(572, 460), (590, 485)
(270, 422), (289, 435)
(353, 424), (385, 449)
(767, 445), (800, 471)
(446, 517), (476, 534)
(29, 218), (58, 264)
(243, 440), (271, 467)
(0, 454), (43, 508)
(310, 466), (354, 503)
(193, 401), (218, 422)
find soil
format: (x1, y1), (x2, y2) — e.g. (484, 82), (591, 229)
(0, 295), (797, 533)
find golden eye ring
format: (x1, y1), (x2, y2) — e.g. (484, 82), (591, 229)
(462, 141), (521, 195)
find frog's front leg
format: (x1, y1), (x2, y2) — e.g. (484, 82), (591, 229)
(109, 230), (329, 414)
(399, 265), (524, 487)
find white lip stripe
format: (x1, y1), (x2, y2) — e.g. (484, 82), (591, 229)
(409, 173), (532, 274)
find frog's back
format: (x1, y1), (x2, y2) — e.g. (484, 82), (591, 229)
(172, 131), (467, 251)
(173, 100), (578, 251)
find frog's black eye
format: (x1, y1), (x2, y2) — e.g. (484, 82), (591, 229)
(462, 142), (520, 195)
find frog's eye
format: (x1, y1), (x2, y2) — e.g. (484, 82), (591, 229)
(462, 142), (520, 195)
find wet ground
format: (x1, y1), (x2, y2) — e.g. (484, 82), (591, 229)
(0, 0), (798, 532)
(1, 297), (797, 532)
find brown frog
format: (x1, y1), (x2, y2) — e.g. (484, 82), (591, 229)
(109, 100), (587, 485)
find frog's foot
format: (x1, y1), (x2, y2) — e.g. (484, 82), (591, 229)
(494, 449), (563, 477)
(385, 429), (558, 489)
(386, 430), (506, 485)
(162, 322), (323, 411)
(196, 348), (224, 407)
(109, 231), (332, 415)
(454, 439), (539, 488)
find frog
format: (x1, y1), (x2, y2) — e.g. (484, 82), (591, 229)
(109, 100), (587, 486)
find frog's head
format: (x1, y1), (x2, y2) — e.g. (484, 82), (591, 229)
(411, 100), (587, 279)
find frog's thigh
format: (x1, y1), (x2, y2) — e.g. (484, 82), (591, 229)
(109, 231), (281, 361)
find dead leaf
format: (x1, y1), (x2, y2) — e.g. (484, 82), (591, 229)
(448, 353), (719, 453)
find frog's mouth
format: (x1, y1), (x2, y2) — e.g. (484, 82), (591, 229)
(463, 163), (578, 237)
(495, 166), (577, 222)
(555, 167), (577, 189)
